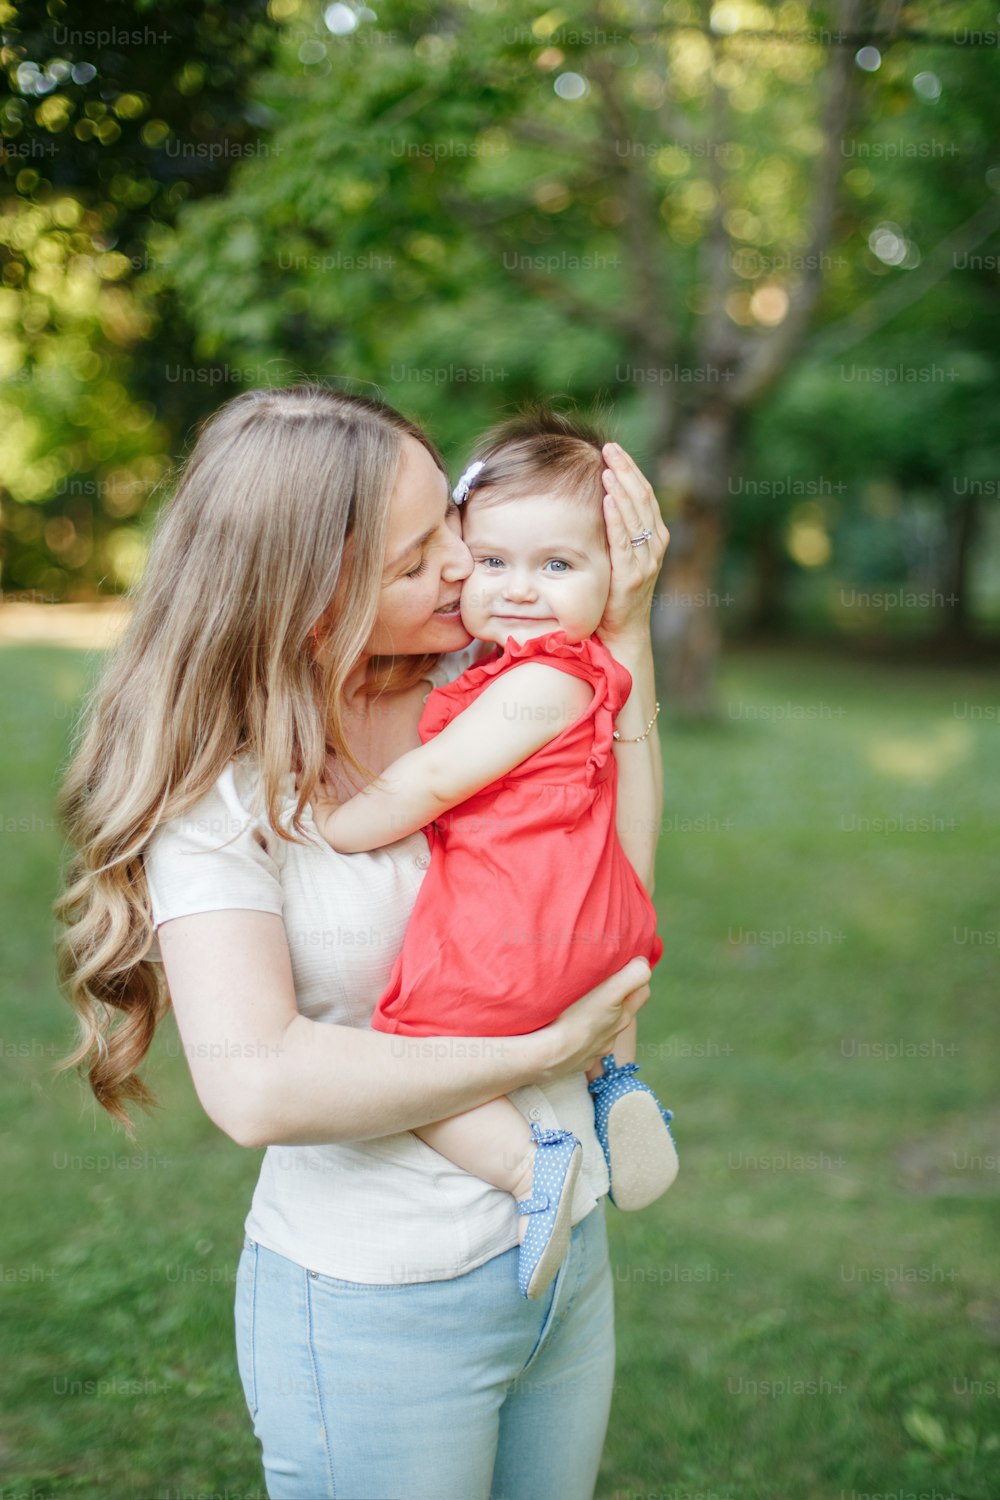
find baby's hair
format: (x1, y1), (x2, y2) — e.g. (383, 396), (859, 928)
(462, 405), (611, 550)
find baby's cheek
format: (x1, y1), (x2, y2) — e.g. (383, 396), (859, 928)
(460, 576), (486, 619)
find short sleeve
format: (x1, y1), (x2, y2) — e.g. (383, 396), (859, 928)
(143, 758), (285, 965)
(421, 629), (632, 739)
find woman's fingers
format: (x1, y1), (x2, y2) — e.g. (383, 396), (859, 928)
(618, 980), (652, 1031)
(544, 956), (654, 1076)
(603, 474), (644, 547)
(598, 484), (663, 640)
(603, 491), (659, 584)
(619, 955), (652, 987)
(603, 442), (657, 516)
(604, 958), (652, 1045)
(602, 443), (669, 560)
(606, 452), (669, 557)
(614, 957), (652, 1028)
(603, 490), (641, 562)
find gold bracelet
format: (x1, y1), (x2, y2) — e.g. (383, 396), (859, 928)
(613, 701), (661, 743)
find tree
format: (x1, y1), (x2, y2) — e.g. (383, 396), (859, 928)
(738, 20), (1000, 645)
(169, 0), (1000, 708)
(0, 0), (276, 597)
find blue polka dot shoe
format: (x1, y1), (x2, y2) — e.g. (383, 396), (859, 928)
(516, 1123), (583, 1300)
(588, 1053), (678, 1211)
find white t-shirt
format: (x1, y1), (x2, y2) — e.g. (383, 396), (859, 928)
(144, 644), (609, 1283)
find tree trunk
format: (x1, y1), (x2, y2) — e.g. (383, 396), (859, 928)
(653, 401), (742, 716)
(937, 487), (978, 640)
(747, 524), (788, 634)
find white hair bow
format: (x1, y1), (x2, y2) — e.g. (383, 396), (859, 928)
(452, 460), (484, 505)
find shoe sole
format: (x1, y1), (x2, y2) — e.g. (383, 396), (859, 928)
(524, 1144), (582, 1301)
(606, 1092), (679, 1211)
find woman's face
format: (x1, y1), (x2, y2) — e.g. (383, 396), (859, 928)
(364, 435), (474, 658)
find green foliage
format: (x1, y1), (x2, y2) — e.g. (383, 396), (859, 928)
(166, 0), (1000, 630)
(2, 0), (998, 635)
(0, 0), (276, 596)
(169, 0), (837, 410)
(730, 16), (1000, 629)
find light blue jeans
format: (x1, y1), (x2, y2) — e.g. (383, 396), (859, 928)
(234, 1201), (615, 1499)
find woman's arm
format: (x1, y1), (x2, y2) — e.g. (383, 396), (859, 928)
(606, 632), (663, 892)
(594, 443), (670, 892)
(313, 663), (592, 852)
(157, 909), (652, 1148)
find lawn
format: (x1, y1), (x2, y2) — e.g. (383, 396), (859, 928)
(1, 639), (998, 1500)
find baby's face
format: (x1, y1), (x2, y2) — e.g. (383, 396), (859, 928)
(459, 491), (611, 649)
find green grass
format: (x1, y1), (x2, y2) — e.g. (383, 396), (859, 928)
(2, 641), (998, 1500)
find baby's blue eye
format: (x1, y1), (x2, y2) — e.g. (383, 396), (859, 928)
(478, 557), (572, 571)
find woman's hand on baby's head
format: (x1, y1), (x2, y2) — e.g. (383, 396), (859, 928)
(597, 444), (670, 646)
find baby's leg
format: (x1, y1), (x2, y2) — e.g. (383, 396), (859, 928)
(414, 1099), (538, 1242)
(585, 1015), (637, 1080)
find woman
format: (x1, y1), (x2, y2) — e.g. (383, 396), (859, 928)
(55, 385), (669, 1500)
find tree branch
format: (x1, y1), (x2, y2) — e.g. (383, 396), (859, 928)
(804, 193), (1000, 363)
(729, 0), (865, 406)
(440, 190), (654, 348)
(587, 49), (676, 362)
(691, 16), (746, 390)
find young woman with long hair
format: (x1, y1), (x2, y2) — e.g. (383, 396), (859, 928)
(54, 384), (668, 1500)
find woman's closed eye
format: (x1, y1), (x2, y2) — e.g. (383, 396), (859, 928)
(405, 504), (462, 578)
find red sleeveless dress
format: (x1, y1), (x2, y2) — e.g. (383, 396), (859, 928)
(369, 629), (663, 1038)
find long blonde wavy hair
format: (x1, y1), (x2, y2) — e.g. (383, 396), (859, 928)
(54, 384), (447, 1134)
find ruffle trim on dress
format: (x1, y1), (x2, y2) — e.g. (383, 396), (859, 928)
(489, 628), (607, 674)
(420, 629), (627, 784)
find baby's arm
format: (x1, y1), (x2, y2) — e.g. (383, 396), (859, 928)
(314, 664), (593, 853)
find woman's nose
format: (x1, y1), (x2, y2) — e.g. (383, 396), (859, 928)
(441, 528), (473, 582)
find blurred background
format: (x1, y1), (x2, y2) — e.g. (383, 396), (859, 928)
(1, 2), (998, 1497)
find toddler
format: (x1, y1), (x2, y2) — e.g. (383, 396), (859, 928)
(312, 411), (678, 1299)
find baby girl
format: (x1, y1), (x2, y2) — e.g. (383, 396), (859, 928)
(312, 410), (678, 1300)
